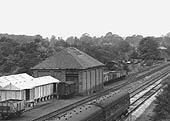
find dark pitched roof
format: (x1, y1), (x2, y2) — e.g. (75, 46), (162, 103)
(32, 47), (104, 70)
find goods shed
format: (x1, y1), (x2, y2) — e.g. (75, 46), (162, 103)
(32, 47), (105, 96)
(0, 74), (60, 105)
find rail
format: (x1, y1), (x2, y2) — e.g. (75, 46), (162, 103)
(32, 63), (170, 121)
(122, 69), (170, 121)
(38, 64), (170, 121)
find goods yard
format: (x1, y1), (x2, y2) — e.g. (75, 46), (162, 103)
(0, 47), (170, 121)
(23, 62), (170, 120)
(47, 63), (170, 121)
(0, 62), (169, 120)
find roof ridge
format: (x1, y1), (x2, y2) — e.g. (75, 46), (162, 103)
(65, 48), (84, 69)
(32, 47), (104, 70)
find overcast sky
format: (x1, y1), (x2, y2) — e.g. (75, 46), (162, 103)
(0, 0), (170, 39)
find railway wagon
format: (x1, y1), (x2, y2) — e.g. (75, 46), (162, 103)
(53, 104), (103, 121)
(103, 71), (117, 83)
(103, 70), (127, 85)
(51, 90), (130, 121)
(57, 81), (76, 99)
(0, 99), (25, 119)
(92, 90), (130, 121)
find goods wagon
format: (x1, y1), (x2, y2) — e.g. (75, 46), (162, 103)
(0, 99), (25, 119)
(58, 81), (76, 99)
(53, 104), (103, 121)
(91, 90), (130, 121)
(52, 90), (130, 121)
(103, 70), (126, 85)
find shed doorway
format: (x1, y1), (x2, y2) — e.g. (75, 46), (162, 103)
(66, 72), (79, 94)
(25, 89), (30, 101)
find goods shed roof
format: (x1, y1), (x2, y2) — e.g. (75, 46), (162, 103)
(32, 47), (104, 70)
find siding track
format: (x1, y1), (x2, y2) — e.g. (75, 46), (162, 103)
(2, 63), (169, 121)
(36, 63), (170, 121)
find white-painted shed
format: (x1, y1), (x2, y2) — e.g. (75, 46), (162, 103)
(0, 74), (60, 102)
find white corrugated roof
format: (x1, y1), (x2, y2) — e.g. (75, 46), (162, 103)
(3, 83), (21, 90)
(0, 73), (34, 82)
(0, 81), (10, 88)
(3, 76), (60, 90)
(0, 73), (34, 88)
(33, 76), (60, 86)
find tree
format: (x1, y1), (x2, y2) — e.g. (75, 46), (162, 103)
(115, 41), (132, 61)
(80, 33), (93, 45)
(130, 49), (139, 59)
(138, 37), (160, 60)
(154, 78), (170, 120)
(49, 35), (57, 47)
(13, 39), (52, 74)
(102, 32), (124, 46)
(66, 36), (76, 45)
(53, 39), (69, 52)
(125, 35), (143, 47)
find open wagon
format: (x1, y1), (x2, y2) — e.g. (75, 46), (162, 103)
(58, 81), (76, 99)
(0, 99), (25, 119)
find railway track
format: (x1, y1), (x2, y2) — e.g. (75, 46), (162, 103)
(40, 64), (170, 121)
(49, 66), (170, 121)
(122, 68), (170, 121)
(0, 62), (161, 121)
(126, 66), (169, 96)
(31, 63), (170, 121)
(0, 62), (168, 121)
(106, 62), (170, 94)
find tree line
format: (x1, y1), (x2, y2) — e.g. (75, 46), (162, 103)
(1, 32), (170, 75)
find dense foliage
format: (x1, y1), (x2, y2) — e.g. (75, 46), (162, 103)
(0, 37), (53, 75)
(154, 78), (170, 120)
(1, 32), (170, 75)
(138, 37), (160, 60)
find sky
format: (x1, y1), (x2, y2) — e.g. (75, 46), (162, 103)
(0, 0), (170, 39)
